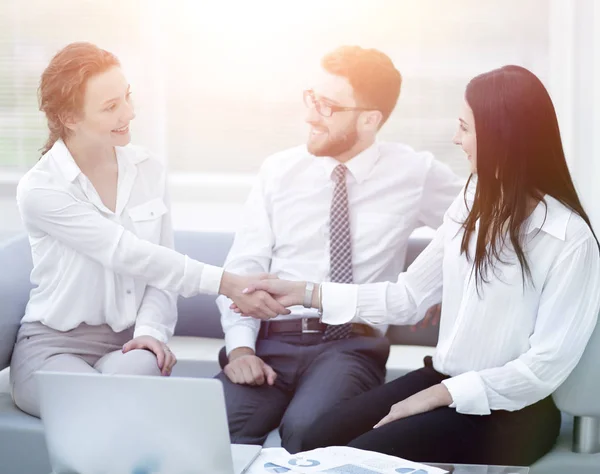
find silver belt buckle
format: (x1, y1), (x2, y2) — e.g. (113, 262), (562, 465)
(302, 317), (321, 334)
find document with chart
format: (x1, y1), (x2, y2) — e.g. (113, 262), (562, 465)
(247, 447), (447, 474)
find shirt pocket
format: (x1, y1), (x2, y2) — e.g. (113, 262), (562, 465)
(128, 198), (168, 243)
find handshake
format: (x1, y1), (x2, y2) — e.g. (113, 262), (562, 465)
(219, 272), (316, 320)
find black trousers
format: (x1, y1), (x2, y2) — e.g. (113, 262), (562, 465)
(216, 334), (390, 454)
(302, 362), (561, 466)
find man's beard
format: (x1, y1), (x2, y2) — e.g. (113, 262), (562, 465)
(308, 124), (359, 158)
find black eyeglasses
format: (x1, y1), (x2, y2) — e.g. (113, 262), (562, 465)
(303, 89), (375, 118)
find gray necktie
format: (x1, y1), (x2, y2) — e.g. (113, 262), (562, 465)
(323, 164), (354, 341)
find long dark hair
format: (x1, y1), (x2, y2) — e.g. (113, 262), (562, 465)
(461, 65), (598, 289)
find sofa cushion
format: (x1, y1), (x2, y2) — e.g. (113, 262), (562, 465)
(0, 392), (51, 474)
(0, 392), (42, 432)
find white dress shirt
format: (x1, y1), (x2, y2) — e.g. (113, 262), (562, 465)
(322, 185), (600, 415)
(217, 142), (464, 354)
(17, 139), (223, 343)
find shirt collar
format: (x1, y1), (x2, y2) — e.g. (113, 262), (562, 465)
(48, 139), (148, 183)
(119, 144), (150, 165)
(320, 142), (380, 184)
(525, 195), (571, 241)
(48, 139), (81, 183)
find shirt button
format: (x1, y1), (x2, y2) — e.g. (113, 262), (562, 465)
(126, 289), (132, 295)
(150, 212), (155, 216)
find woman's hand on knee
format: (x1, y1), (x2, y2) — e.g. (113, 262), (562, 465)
(122, 336), (177, 376)
(373, 383), (453, 429)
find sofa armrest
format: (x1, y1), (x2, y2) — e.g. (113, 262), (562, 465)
(553, 317), (600, 453)
(0, 235), (34, 371)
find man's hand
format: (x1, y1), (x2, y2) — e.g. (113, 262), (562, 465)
(224, 347), (277, 386)
(219, 272), (291, 320)
(122, 335), (177, 376)
(410, 303), (441, 332)
(373, 383), (452, 428)
(230, 279), (307, 314)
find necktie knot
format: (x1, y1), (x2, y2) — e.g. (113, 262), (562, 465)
(332, 164), (347, 184)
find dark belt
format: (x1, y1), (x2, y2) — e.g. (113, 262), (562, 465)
(259, 318), (374, 339)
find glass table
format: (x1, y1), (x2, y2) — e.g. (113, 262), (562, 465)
(426, 463), (529, 474)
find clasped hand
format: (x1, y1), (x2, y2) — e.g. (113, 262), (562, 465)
(221, 273), (307, 319)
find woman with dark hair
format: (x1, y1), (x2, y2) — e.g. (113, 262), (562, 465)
(10, 42), (288, 418)
(239, 65), (600, 465)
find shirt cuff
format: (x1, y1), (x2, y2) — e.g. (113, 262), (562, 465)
(133, 325), (169, 344)
(199, 264), (225, 294)
(356, 283), (389, 323)
(442, 371), (491, 415)
(320, 282), (358, 325)
(225, 324), (260, 355)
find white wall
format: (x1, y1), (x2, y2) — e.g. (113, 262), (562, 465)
(549, 0), (600, 231)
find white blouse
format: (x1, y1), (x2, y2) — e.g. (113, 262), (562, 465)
(321, 186), (600, 415)
(16, 139), (223, 343)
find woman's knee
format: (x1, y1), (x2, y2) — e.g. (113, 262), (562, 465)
(101, 349), (162, 376)
(120, 349), (162, 376)
(11, 377), (41, 418)
(347, 422), (413, 457)
(347, 431), (380, 451)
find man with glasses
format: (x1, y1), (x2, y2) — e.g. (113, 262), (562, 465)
(216, 45), (463, 453)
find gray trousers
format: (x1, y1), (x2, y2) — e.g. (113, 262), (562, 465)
(10, 322), (162, 418)
(216, 334), (390, 454)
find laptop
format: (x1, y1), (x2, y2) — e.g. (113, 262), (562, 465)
(36, 371), (262, 474)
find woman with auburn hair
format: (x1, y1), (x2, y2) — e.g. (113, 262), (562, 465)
(240, 65), (600, 465)
(10, 42), (288, 417)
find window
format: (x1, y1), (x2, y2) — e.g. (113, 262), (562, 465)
(0, 0), (161, 168)
(1, 0), (551, 179)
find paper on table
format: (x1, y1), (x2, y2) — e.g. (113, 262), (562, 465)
(246, 448), (292, 474)
(246, 447), (448, 474)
